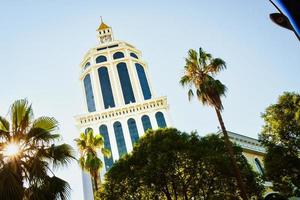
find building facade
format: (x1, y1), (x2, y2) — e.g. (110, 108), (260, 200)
(74, 20), (171, 200)
(224, 131), (275, 198)
(225, 131), (266, 175)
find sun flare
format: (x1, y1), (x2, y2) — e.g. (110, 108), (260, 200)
(3, 143), (20, 157)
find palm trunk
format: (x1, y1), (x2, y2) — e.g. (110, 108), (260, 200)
(91, 171), (98, 192)
(215, 107), (248, 200)
(163, 185), (172, 200)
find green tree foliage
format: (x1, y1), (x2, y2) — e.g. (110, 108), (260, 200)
(98, 128), (263, 200)
(180, 48), (248, 199)
(0, 99), (75, 200)
(260, 92), (300, 197)
(75, 130), (110, 194)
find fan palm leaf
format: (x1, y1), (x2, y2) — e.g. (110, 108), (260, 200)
(0, 99), (74, 200)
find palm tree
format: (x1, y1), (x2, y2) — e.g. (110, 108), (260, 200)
(0, 99), (75, 200)
(180, 48), (248, 200)
(75, 130), (110, 194)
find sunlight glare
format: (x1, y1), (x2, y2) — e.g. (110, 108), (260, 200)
(4, 143), (20, 157)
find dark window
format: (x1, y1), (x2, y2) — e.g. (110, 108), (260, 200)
(108, 44), (118, 48)
(97, 47), (107, 51)
(155, 112), (167, 128)
(113, 121), (127, 157)
(98, 67), (115, 109)
(83, 74), (96, 112)
(127, 118), (139, 145)
(117, 62), (136, 104)
(141, 115), (152, 132)
(96, 55), (107, 63)
(84, 62), (91, 70)
(113, 52), (124, 59)
(135, 63), (151, 100)
(99, 125), (114, 171)
(130, 52), (138, 59)
(255, 158), (264, 175)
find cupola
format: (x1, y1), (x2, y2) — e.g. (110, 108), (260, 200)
(97, 17), (114, 44)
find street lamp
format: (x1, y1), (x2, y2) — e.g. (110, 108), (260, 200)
(269, 0), (300, 41)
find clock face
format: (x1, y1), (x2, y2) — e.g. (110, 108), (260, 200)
(100, 35), (111, 43)
(105, 35), (111, 42)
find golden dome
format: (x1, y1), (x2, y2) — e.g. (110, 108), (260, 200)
(97, 22), (109, 31)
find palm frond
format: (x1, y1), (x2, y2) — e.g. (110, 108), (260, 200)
(0, 165), (24, 199)
(188, 89), (194, 101)
(23, 156), (48, 182)
(45, 144), (75, 169)
(74, 137), (87, 152)
(199, 47), (212, 67)
(48, 176), (71, 200)
(25, 184), (48, 200)
(179, 75), (192, 87)
(93, 134), (104, 147)
(27, 176), (71, 200)
(204, 58), (226, 74)
(32, 116), (59, 134)
(101, 148), (111, 158)
(27, 128), (60, 144)
(0, 116), (10, 140)
(10, 99), (33, 135)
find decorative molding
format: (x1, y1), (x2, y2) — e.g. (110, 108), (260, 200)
(75, 96), (168, 126)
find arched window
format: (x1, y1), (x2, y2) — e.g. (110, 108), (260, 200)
(130, 52), (138, 59)
(141, 115), (152, 132)
(117, 62), (136, 104)
(98, 67), (115, 109)
(155, 112), (167, 128)
(99, 125), (114, 171)
(96, 55), (107, 63)
(127, 118), (139, 145)
(113, 121), (127, 157)
(254, 158), (264, 175)
(113, 52), (124, 59)
(135, 63), (151, 100)
(85, 127), (93, 134)
(84, 62), (90, 70)
(83, 74), (96, 112)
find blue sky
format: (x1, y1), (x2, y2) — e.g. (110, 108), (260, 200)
(0, 0), (299, 199)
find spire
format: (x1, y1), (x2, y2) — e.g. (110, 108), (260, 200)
(97, 16), (110, 31)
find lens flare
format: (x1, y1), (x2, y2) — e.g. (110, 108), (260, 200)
(3, 143), (20, 157)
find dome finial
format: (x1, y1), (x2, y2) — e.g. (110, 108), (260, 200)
(97, 17), (110, 31)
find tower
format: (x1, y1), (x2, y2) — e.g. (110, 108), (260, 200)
(75, 19), (171, 199)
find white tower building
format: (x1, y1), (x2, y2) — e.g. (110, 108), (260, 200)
(75, 20), (171, 199)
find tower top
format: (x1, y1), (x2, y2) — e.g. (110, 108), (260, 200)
(97, 17), (110, 31)
(97, 17), (114, 44)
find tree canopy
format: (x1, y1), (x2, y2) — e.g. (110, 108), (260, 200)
(260, 92), (300, 197)
(99, 128), (263, 200)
